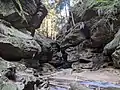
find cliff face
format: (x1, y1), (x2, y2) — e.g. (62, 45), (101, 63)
(56, 0), (120, 71)
(0, 0), (52, 63)
(0, 1), (55, 90)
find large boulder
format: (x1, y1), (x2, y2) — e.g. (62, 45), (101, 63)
(0, 0), (48, 36)
(104, 29), (120, 68)
(104, 29), (120, 55)
(60, 23), (87, 50)
(90, 19), (114, 49)
(34, 32), (53, 63)
(0, 21), (41, 61)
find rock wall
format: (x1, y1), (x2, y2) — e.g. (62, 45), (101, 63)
(0, 0), (56, 90)
(57, 0), (120, 71)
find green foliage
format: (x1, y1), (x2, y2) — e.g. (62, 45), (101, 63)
(71, 0), (94, 18)
(72, 0), (120, 20)
(96, 0), (108, 2)
(95, 0), (120, 18)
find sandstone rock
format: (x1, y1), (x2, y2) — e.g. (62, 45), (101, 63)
(0, 22), (41, 61)
(104, 29), (120, 55)
(103, 29), (120, 68)
(34, 32), (53, 63)
(60, 23), (86, 50)
(91, 19), (113, 49)
(0, 0), (48, 36)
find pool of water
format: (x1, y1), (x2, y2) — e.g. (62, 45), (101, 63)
(50, 81), (120, 90)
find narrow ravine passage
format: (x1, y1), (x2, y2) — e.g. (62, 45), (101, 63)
(0, 0), (120, 90)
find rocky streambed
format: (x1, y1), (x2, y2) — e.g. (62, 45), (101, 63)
(1, 57), (120, 90)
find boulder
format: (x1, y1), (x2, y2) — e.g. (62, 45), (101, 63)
(0, 57), (50, 90)
(34, 32), (53, 63)
(60, 23), (86, 50)
(0, 0), (48, 36)
(48, 42), (64, 68)
(104, 29), (120, 55)
(40, 63), (56, 75)
(91, 19), (113, 49)
(104, 29), (120, 68)
(0, 21), (41, 61)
